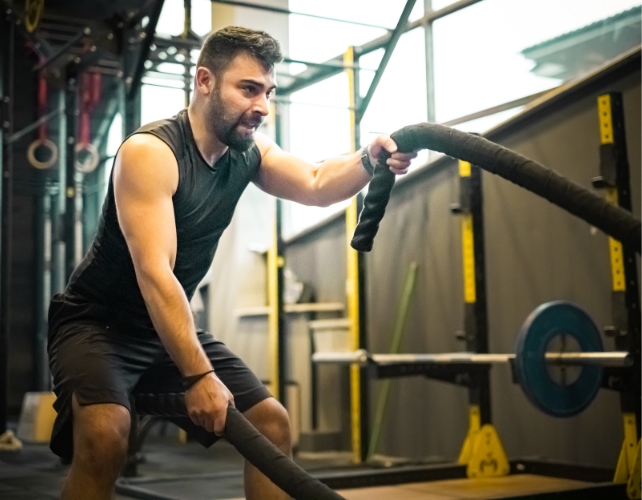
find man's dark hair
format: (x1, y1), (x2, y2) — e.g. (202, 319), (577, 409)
(197, 26), (283, 76)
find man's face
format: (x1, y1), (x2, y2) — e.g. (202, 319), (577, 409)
(205, 53), (277, 151)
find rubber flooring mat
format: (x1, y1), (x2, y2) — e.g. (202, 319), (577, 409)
(335, 474), (589, 499)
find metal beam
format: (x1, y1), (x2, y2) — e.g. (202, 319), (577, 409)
(33, 27), (90, 72)
(357, 0), (417, 121)
(128, 0), (165, 100)
(280, 0), (483, 95)
(210, 0), (392, 31)
(441, 89), (553, 127)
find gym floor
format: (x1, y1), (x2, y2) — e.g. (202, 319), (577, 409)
(0, 430), (597, 500)
(1, 429), (357, 500)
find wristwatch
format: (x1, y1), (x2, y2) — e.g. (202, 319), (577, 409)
(360, 146), (375, 177)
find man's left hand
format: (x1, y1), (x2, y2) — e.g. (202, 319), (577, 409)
(367, 135), (418, 176)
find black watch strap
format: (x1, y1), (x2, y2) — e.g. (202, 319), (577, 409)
(360, 147), (375, 177)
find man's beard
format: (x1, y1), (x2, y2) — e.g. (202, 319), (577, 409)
(208, 86), (262, 152)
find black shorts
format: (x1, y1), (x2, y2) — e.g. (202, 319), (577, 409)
(48, 321), (271, 460)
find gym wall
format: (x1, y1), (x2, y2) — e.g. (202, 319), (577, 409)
(283, 65), (640, 466)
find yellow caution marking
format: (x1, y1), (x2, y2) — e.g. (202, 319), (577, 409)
(598, 94), (614, 145)
(458, 405), (481, 465)
(459, 160), (471, 177)
(466, 424), (510, 478)
(615, 413), (639, 485)
(606, 188), (619, 206)
(627, 440), (641, 499)
(610, 238), (626, 292)
(461, 215), (476, 303)
(604, 188), (626, 292)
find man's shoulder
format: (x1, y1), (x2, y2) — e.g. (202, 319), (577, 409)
(136, 110), (185, 135)
(120, 133), (175, 159)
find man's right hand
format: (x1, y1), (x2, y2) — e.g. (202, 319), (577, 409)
(184, 372), (234, 435)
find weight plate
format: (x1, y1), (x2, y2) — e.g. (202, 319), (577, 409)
(515, 301), (603, 418)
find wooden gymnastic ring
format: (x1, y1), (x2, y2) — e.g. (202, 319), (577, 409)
(27, 138), (58, 170)
(75, 142), (99, 173)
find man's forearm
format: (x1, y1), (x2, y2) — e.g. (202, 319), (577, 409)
(137, 268), (211, 377)
(310, 149), (372, 207)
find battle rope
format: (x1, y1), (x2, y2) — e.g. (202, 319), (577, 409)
(134, 393), (346, 500)
(351, 123), (641, 253)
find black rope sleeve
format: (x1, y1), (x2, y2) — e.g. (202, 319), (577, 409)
(351, 150), (394, 252)
(351, 123), (641, 253)
(134, 393), (346, 500)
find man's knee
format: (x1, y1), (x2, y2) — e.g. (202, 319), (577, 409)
(244, 398), (291, 448)
(72, 395), (130, 469)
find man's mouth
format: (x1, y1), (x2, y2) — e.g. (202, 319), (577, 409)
(238, 117), (262, 133)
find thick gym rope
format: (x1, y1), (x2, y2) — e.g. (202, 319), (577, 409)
(352, 123), (641, 253)
(134, 393), (346, 500)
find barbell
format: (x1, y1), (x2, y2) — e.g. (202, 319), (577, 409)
(312, 301), (633, 418)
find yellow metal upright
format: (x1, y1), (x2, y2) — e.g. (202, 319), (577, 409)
(455, 159), (507, 478)
(598, 93), (641, 498)
(344, 46), (364, 464)
(267, 199), (284, 401)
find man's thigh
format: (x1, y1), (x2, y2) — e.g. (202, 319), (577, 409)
(134, 332), (271, 446)
(48, 322), (162, 459)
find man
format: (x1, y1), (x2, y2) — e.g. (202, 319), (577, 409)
(48, 26), (416, 500)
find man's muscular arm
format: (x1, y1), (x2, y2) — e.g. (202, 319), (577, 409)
(113, 134), (232, 435)
(253, 132), (416, 206)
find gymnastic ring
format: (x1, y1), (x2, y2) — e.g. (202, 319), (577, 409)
(75, 142), (99, 173)
(25, 0), (44, 33)
(27, 138), (58, 170)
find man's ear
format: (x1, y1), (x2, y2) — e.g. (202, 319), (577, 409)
(195, 66), (215, 95)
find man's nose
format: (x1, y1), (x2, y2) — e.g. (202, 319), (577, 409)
(253, 93), (270, 116)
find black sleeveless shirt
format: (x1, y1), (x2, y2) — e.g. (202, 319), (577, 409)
(49, 109), (261, 336)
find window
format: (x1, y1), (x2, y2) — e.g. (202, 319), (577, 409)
(432, 0), (641, 130)
(283, 1), (427, 238)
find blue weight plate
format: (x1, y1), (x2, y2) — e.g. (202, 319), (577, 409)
(515, 301), (603, 418)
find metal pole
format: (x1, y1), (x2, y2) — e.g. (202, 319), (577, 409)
(34, 189), (52, 391)
(273, 103), (287, 407)
(345, 45), (369, 463)
(64, 65), (80, 281)
(182, 0), (192, 108)
(423, 0), (436, 124)
(267, 198), (285, 404)
(0, 8), (15, 433)
(51, 90), (67, 295)
(469, 164), (491, 424)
